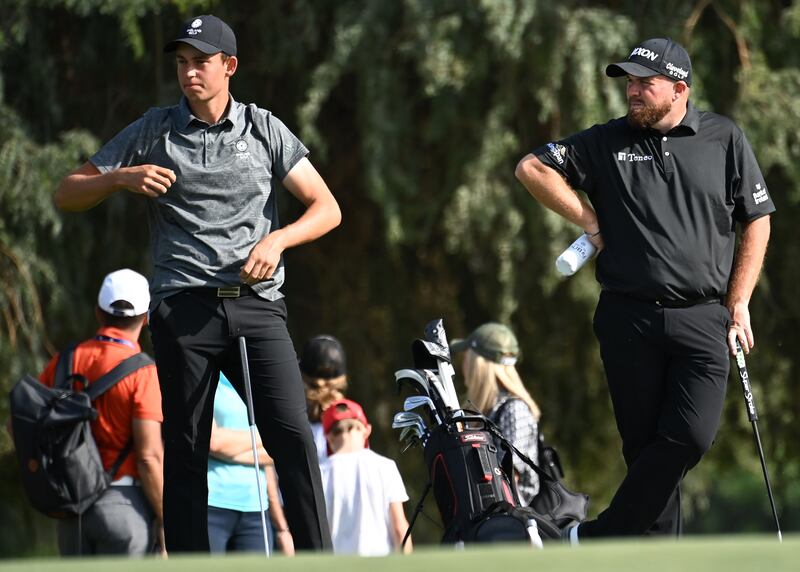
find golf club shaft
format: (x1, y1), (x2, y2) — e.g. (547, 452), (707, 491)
(734, 341), (782, 542)
(238, 336), (271, 557)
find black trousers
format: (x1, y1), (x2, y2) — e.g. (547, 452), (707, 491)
(150, 290), (332, 552)
(579, 291), (730, 538)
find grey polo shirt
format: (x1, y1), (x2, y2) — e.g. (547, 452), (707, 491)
(91, 95), (308, 307)
(533, 102), (775, 302)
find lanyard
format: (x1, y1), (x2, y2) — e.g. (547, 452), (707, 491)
(94, 334), (136, 349)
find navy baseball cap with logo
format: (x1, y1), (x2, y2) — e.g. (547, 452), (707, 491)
(606, 38), (692, 86)
(164, 15), (237, 56)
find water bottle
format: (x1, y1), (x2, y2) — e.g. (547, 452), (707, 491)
(527, 518), (544, 549)
(555, 233), (598, 276)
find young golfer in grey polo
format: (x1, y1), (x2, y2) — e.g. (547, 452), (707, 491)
(54, 14), (339, 552)
(516, 38), (774, 542)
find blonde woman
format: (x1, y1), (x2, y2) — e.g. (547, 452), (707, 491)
(452, 323), (541, 505)
(299, 335), (349, 461)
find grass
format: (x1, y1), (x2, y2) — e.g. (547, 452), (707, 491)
(1, 534), (796, 572)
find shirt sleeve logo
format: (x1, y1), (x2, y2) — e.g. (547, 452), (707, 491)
(547, 142), (566, 165)
(752, 183), (769, 205)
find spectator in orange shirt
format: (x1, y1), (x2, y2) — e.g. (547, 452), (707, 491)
(39, 269), (165, 556)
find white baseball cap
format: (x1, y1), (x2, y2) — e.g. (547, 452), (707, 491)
(97, 269), (150, 317)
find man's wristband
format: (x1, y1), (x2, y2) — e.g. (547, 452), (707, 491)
(585, 230), (601, 237)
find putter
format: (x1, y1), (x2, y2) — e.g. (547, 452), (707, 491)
(734, 340), (782, 542)
(238, 336), (271, 557)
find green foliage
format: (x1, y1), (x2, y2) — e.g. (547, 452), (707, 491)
(1, 0), (800, 555)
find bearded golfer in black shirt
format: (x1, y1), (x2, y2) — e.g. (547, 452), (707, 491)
(516, 38), (774, 542)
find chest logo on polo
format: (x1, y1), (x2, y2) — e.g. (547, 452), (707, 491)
(752, 183), (769, 205)
(616, 151), (653, 162)
(547, 142), (567, 165)
(234, 139), (250, 159)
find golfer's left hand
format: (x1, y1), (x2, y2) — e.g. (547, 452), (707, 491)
(241, 232), (285, 284)
(727, 301), (754, 356)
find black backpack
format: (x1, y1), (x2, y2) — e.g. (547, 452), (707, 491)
(8, 342), (154, 518)
(491, 398), (589, 529)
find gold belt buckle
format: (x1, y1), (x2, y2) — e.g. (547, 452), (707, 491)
(216, 286), (241, 298)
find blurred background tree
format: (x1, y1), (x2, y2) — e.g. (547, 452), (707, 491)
(1, 0), (798, 555)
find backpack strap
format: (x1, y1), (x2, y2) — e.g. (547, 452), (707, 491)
(485, 418), (556, 484)
(107, 440), (135, 480)
(85, 353), (155, 401)
(85, 352), (155, 480)
(54, 342), (79, 389)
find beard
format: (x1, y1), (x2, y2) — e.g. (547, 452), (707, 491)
(627, 100), (671, 130)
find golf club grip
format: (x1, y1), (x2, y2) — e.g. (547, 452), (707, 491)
(734, 340), (759, 422)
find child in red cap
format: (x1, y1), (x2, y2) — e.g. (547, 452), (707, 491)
(320, 399), (412, 555)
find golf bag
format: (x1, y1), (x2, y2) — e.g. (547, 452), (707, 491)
(9, 343), (154, 518)
(423, 416), (562, 543)
(396, 319), (570, 545)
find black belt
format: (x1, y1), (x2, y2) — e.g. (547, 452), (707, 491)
(604, 291), (722, 309)
(189, 286), (255, 298)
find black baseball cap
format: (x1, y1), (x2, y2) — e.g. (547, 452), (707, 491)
(606, 38), (692, 86)
(163, 15), (237, 56)
(299, 335), (347, 379)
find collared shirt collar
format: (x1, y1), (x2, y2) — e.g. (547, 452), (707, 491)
(670, 101), (700, 135)
(176, 93), (241, 130)
(95, 326), (142, 351)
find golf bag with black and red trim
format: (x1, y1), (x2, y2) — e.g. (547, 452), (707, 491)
(397, 319), (572, 546)
(422, 416), (562, 543)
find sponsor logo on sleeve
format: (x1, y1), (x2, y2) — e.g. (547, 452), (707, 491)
(752, 183), (769, 205)
(547, 142), (567, 165)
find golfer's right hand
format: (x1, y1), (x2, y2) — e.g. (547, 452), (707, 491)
(119, 164), (176, 197)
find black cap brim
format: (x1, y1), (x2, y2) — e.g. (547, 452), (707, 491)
(606, 62), (660, 79)
(164, 38), (225, 55)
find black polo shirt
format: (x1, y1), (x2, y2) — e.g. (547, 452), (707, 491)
(533, 102), (775, 302)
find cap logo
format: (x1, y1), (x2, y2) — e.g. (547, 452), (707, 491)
(191, 18), (202, 28)
(630, 47), (659, 61)
(664, 62), (689, 80)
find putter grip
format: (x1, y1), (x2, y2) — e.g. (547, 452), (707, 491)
(735, 341), (759, 422)
(556, 233), (598, 276)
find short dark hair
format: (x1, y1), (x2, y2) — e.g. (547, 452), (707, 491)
(98, 300), (144, 329)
